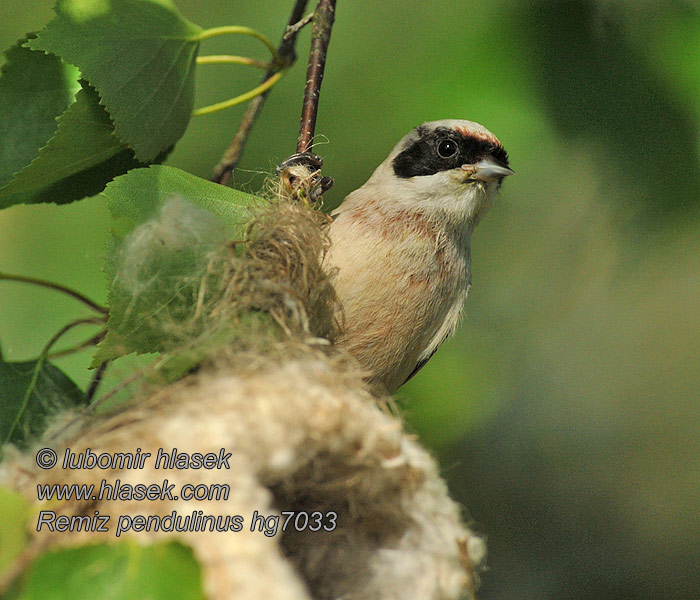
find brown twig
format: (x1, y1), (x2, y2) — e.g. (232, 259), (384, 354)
(48, 329), (107, 359)
(297, 0), (336, 154)
(284, 12), (314, 40)
(211, 0), (311, 185)
(89, 371), (143, 413)
(2, 316), (104, 446)
(0, 271), (108, 315)
(86, 360), (109, 404)
(43, 318), (106, 352)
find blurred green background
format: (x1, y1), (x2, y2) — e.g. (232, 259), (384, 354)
(1, 1), (699, 598)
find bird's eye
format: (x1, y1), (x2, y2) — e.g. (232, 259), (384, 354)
(437, 138), (458, 158)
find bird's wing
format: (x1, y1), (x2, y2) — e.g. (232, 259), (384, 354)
(400, 284), (471, 387)
(401, 340), (445, 385)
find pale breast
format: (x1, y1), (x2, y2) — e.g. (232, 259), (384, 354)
(326, 201), (470, 393)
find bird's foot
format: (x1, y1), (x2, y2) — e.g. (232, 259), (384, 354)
(277, 152), (334, 206)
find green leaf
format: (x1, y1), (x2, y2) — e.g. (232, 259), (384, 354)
(92, 166), (265, 366)
(0, 38), (150, 210)
(28, 0), (204, 161)
(0, 83), (142, 209)
(101, 165), (262, 228)
(0, 487), (31, 574)
(0, 36), (80, 188)
(0, 348), (85, 450)
(15, 542), (206, 600)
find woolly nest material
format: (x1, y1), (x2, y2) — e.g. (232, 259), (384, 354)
(0, 196), (485, 600)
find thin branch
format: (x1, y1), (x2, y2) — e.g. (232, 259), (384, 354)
(48, 329), (106, 359)
(297, 0), (336, 154)
(211, 0), (311, 185)
(45, 358), (110, 441)
(2, 317), (103, 445)
(86, 360), (109, 404)
(89, 371), (142, 413)
(43, 317), (106, 352)
(284, 12), (314, 40)
(0, 271), (108, 315)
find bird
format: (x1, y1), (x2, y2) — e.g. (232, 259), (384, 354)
(324, 119), (513, 394)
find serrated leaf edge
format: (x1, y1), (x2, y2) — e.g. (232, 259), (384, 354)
(26, 2), (204, 161)
(0, 85), (136, 204)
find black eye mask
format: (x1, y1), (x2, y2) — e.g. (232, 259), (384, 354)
(392, 126), (509, 179)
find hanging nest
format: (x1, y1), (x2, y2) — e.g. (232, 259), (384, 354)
(0, 193), (485, 600)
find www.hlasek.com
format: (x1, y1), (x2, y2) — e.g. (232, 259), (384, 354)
(34, 447), (337, 538)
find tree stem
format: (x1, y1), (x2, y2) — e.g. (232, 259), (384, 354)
(2, 317), (102, 445)
(86, 360), (109, 404)
(0, 271), (107, 315)
(211, 0), (311, 185)
(297, 0), (336, 154)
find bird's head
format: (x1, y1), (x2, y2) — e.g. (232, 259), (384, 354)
(366, 119), (513, 229)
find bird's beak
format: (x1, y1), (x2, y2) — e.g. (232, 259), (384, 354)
(465, 158), (515, 182)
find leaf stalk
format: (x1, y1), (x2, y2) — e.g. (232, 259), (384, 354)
(192, 71), (284, 116)
(198, 26), (282, 65)
(196, 55), (271, 69)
